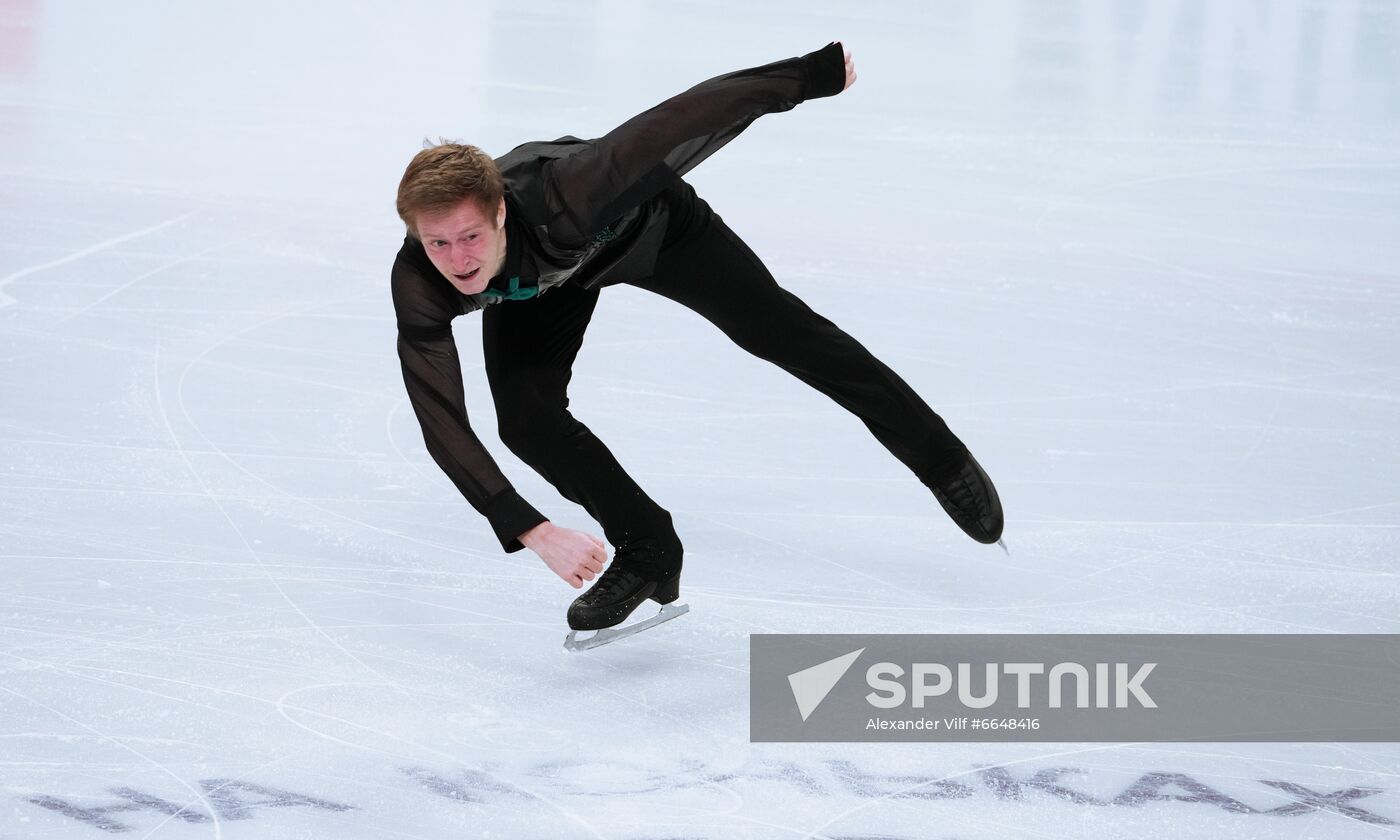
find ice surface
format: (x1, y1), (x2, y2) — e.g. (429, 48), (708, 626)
(2, 1), (1399, 837)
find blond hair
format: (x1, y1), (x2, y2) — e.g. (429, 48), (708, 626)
(396, 141), (504, 238)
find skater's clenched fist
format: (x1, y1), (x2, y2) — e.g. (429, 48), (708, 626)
(519, 522), (608, 588)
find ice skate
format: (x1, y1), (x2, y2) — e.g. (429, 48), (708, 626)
(564, 601), (690, 651)
(927, 450), (1004, 544)
(564, 539), (686, 651)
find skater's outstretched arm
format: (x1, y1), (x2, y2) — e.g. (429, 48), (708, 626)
(393, 256), (612, 578)
(392, 255), (548, 553)
(543, 41), (853, 242)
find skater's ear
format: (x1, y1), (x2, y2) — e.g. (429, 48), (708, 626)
(495, 198), (506, 229)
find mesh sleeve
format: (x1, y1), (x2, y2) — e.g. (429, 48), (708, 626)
(544, 41), (847, 242)
(391, 254), (547, 552)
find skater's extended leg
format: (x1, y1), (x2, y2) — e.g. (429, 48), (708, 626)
(483, 280), (680, 563)
(631, 183), (1002, 543)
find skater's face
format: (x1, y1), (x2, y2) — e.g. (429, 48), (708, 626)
(416, 198), (507, 296)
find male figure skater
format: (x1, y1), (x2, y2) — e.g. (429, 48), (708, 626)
(391, 42), (1003, 640)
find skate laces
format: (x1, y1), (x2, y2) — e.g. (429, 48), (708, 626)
(937, 461), (985, 518)
(946, 468), (977, 510)
(590, 564), (643, 599)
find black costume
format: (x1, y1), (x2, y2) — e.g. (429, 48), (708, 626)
(390, 43), (999, 582)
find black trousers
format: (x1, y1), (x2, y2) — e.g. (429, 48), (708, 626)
(482, 182), (965, 552)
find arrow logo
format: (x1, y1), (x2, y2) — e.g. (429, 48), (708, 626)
(787, 648), (864, 722)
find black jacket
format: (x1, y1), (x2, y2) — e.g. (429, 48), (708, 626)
(391, 42), (848, 552)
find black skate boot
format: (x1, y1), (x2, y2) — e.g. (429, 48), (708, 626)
(926, 450), (1004, 544)
(566, 537), (682, 632)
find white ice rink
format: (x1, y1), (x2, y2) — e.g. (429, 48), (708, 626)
(3, 1), (1400, 837)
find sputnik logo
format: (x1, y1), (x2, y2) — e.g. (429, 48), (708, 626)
(787, 648), (864, 721)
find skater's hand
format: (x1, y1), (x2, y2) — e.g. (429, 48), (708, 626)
(842, 45), (856, 92)
(519, 522), (607, 588)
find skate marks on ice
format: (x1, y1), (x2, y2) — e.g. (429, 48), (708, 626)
(13, 759), (1396, 836)
(0, 211), (195, 309)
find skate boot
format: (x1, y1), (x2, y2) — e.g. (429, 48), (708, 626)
(926, 449), (1004, 544)
(566, 537), (683, 632)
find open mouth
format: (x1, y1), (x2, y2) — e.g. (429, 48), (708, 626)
(454, 267), (480, 282)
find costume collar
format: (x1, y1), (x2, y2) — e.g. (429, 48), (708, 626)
(481, 197), (536, 301)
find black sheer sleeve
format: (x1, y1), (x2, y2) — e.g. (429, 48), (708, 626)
(544, 41), (848, 243)
(391, 246), (547, 552)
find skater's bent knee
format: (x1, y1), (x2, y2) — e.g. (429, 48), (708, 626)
(497, 409), (589, 462)
(497, 418), (552, 458)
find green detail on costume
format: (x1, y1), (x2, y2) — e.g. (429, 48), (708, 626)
(481, 276), (537, 301)
(593, 226), (617, 243)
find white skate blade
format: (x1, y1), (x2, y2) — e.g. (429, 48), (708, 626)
(563, 602), (689, 652)
(997, 538), (1009, 556)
